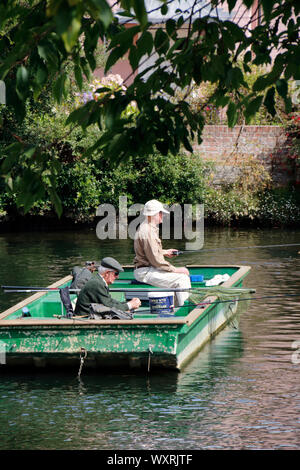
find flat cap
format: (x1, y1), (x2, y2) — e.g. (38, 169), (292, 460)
(100, 257), (124, 273)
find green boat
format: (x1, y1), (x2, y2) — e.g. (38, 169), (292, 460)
(0, 265), (251, 371)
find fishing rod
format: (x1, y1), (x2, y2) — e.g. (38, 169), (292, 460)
(2, 286), (247, 293)
(32, 292), (300, 321)
(173, 242), (300, 255)
(118, 291), (300, 315)
(172, 292), (300, 308)
(2, 286), (81, 293)
(3, 286), (300, 304)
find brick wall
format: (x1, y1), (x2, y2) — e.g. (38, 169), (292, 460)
(193, 125), (299, 186)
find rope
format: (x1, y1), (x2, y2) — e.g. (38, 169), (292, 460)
(147, 345), (153, 373)
(77, 348), (87, 378)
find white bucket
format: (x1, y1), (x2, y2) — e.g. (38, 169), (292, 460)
(148, 292), (174, 315)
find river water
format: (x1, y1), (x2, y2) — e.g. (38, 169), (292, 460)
(0, 227), (299, 450)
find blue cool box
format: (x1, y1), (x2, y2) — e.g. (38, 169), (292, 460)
(190, 275), (204, 282)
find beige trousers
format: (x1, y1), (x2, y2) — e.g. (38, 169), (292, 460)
(134, 267), (191, 306)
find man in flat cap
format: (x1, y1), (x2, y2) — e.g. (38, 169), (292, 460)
(74, 257), (141, 316)
(134, 199), (191, 306)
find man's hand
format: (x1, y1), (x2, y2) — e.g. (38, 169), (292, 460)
(174, 267), (190, 276)
(128, 297), (141, 310)
(164, 249), (178, 258)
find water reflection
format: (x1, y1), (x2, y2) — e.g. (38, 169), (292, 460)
(0, 325), (244, 450)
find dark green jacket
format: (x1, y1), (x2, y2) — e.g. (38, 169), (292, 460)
(74, 273), (128, 315)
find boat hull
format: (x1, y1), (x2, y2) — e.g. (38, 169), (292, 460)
(0, 266), (250, 371)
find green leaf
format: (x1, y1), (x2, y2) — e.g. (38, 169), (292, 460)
(87, 0), (113, 29)
(136, 30), (153, 57)
(156, 139), (169, 155)
(48, 185), (63, 218)
(244, 50), (252, 63)
(105, 26), (140, 72)
(54, 4), (82, 52)
(16, 65), (29, 100)
(182, 136), (193, 153)
(23, 146), (36, 160)
(53, 73), (67, 103)
(161, 3), (168, 16)
(74, 65), (83, 90)
(66, 101), (96, 129)
(37, 40), (59, 74)
(86, 51), (96, 71)
(224, 21), (245, 42)
(263, 86), (276, 116)
(227, 0), (238, 12)
(253, 74), (271, 92)
(214, 94), (230, 108)
(225, 67), (245, 89)
(109, 25), (140, 49)
(46, 0), (63, 17)
(227, 101), (239, 128)
(61, 16), (81, 52)
(221, 29), (235, 51)
(1, 143), (23, 173)
(120, 0), (131, 10)
(244, 95), (263, 122)
(166, 19), (177, 39)
(154, 28), (169, 55)
(62, 18), (81, 52)
(80, 57), (91, 80)
(15, 169), (45, 213)
(242, 0), (255, 8)
(36, 63), (48, 87)
(106, 132), (129, 163)
(261, 0), (273, 22)
(132, 0), (148, 29)
(275, 78), (288, 99)
(283, 96), (292, 115)
(129, 45), (139, 71)
(105, 46), (126, 73)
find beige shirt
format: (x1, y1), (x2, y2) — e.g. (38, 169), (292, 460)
(134, 221), (176, 273)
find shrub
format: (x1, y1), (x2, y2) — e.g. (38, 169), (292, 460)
(202, 186), (300, 227)
(257, 187), (300, 226)
(127, 152), (213, 205)
(1, 70), (299, 228)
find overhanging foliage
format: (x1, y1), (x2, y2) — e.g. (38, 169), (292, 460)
(0, 0), (300, 215)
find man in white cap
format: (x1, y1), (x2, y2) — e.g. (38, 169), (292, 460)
(133, 199), (191, 306)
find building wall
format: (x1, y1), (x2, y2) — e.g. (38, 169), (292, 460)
(192, 125), (299, 187)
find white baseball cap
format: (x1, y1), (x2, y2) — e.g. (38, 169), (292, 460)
(143, 199), (169, 216)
